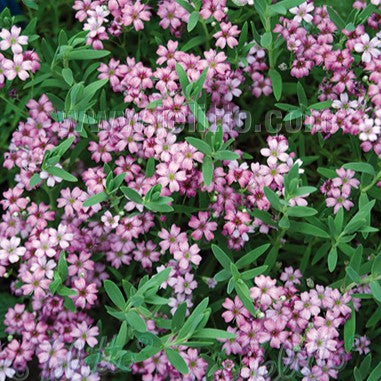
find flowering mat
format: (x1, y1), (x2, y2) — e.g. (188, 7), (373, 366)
(0, 0), (381, 380)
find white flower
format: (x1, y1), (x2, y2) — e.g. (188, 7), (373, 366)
(290, 2), (314, 23)
(0, 359), (15, 381)
(359, 118), (381, 142)
(40, 164), (64, 187)
(354, 34), (381, 63)
(332, 93), (358, 110)
(371, 0), (380, 5)
(0, 237), (26, 263)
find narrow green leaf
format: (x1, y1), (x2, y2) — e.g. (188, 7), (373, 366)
(125, 311), (146, 332)
(104, 280), (126, 310)
(165, 349), (189, 375)
(269, 69), (282, 101)
(202, 156), (213, 186)
(120, 186), (143, 204)
(83, 191), (108, 207)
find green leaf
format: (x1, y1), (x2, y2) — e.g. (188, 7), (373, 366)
(176, 63), (190, 95)
(289, 222), (330, 238)
(104, 280), (126, 310)
(328, 247), (338, 272)
(235, 281), (256, 316)
(250, 209), (275, 226)
(359, 353), (372, 379)
(165, 349), (189, 375)
(187, 11), (200, 32)
(83, 191), (108, 207)
(284, 109), (303, 121)
(115, 321), (128, 349)
(213, 150), (239, 161)
(22, 0), (38, 10)
(202, 156), (213, 186)
(51, 137), (76, 158)
(346, 266), (361, 284)
(370, 281), (381, 302)
(146, 99), (163, 109)
(58, 251), (68, 282)
(62, 68), (74, 86)
(287, 206), (317, 217)
(120, 186), (143, 204)
(296, 82), (308, 106)
(176, 0), (194, 13)
(125, 311), (146, 332)
(343, 162), (374, 176)
(344, 304), (356, 352)
(192, 328), (235, 340)
(260, 32), (272, 49)
(327, 6), (346, 30)
(30, 173), (41, 188)
(49, 276), (62, 295)
(58, 286), (77, 297)
(317, 167), (337, 178)
(178, 298), (209, 340)
(236, 244), (270, 269)
(270, 0), (305, 10)
(240, 266), (268, 280)
(368, 361), (381, 381)
(46, 166), (78, 182)
(372, 253), (381, 276)
(68, 49), (111, 60)
(269, 69), (282, 101)
(211, 245), (232, 270)
(263, 187), (283, 212)
(185, 137), (212, 155)
(172, 302), (187, 332)
(146, 158), (156, 178)
(181, 36), (206, 52)
(309, 100), (332, 110)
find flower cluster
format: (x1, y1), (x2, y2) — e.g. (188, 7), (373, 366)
(0, 25), (40, 86)
(275, 2), (381, 157)
(320, 168), (360, 214)
(217, 269), (360, 381)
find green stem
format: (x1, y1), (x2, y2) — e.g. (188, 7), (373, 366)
(0, 94), (28, 118)
(200, 19), (210, 50)
(361, 170), (381, 193)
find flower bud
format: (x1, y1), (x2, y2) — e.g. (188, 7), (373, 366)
(306, 278), (314, 288)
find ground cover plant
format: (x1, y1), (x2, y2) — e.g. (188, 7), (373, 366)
(0, 0), (381, 380)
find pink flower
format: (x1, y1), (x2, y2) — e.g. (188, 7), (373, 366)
(71, 322), (99, 349)
(173, 241), (201, 269)
(214, 22), (240, 49)
(354, 34), (381, 63)
(305, 327), (337, 359)
(280, 266), (302, 287)
(289, 2), (314, 23)
(71, 278), (98, 309)
(3, 54), (32, 80)
(294, 291), (321, 320)
(0, 26), (28, 54)
(250, 275), (280, 306)
(189, 212), (217, 241)
(37, 340), (67, 368)
(158, 224), (186, 254)
(325, 188), (354, 214)
(260, 138), (289, 166)
(222, 296), (250, 324)
(240, 359), (268, 381)
(156, 162), (186, 192)
(0, 236), (26, 263)
(260, 318), (289, 348)
(122, 1), (151, 31)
